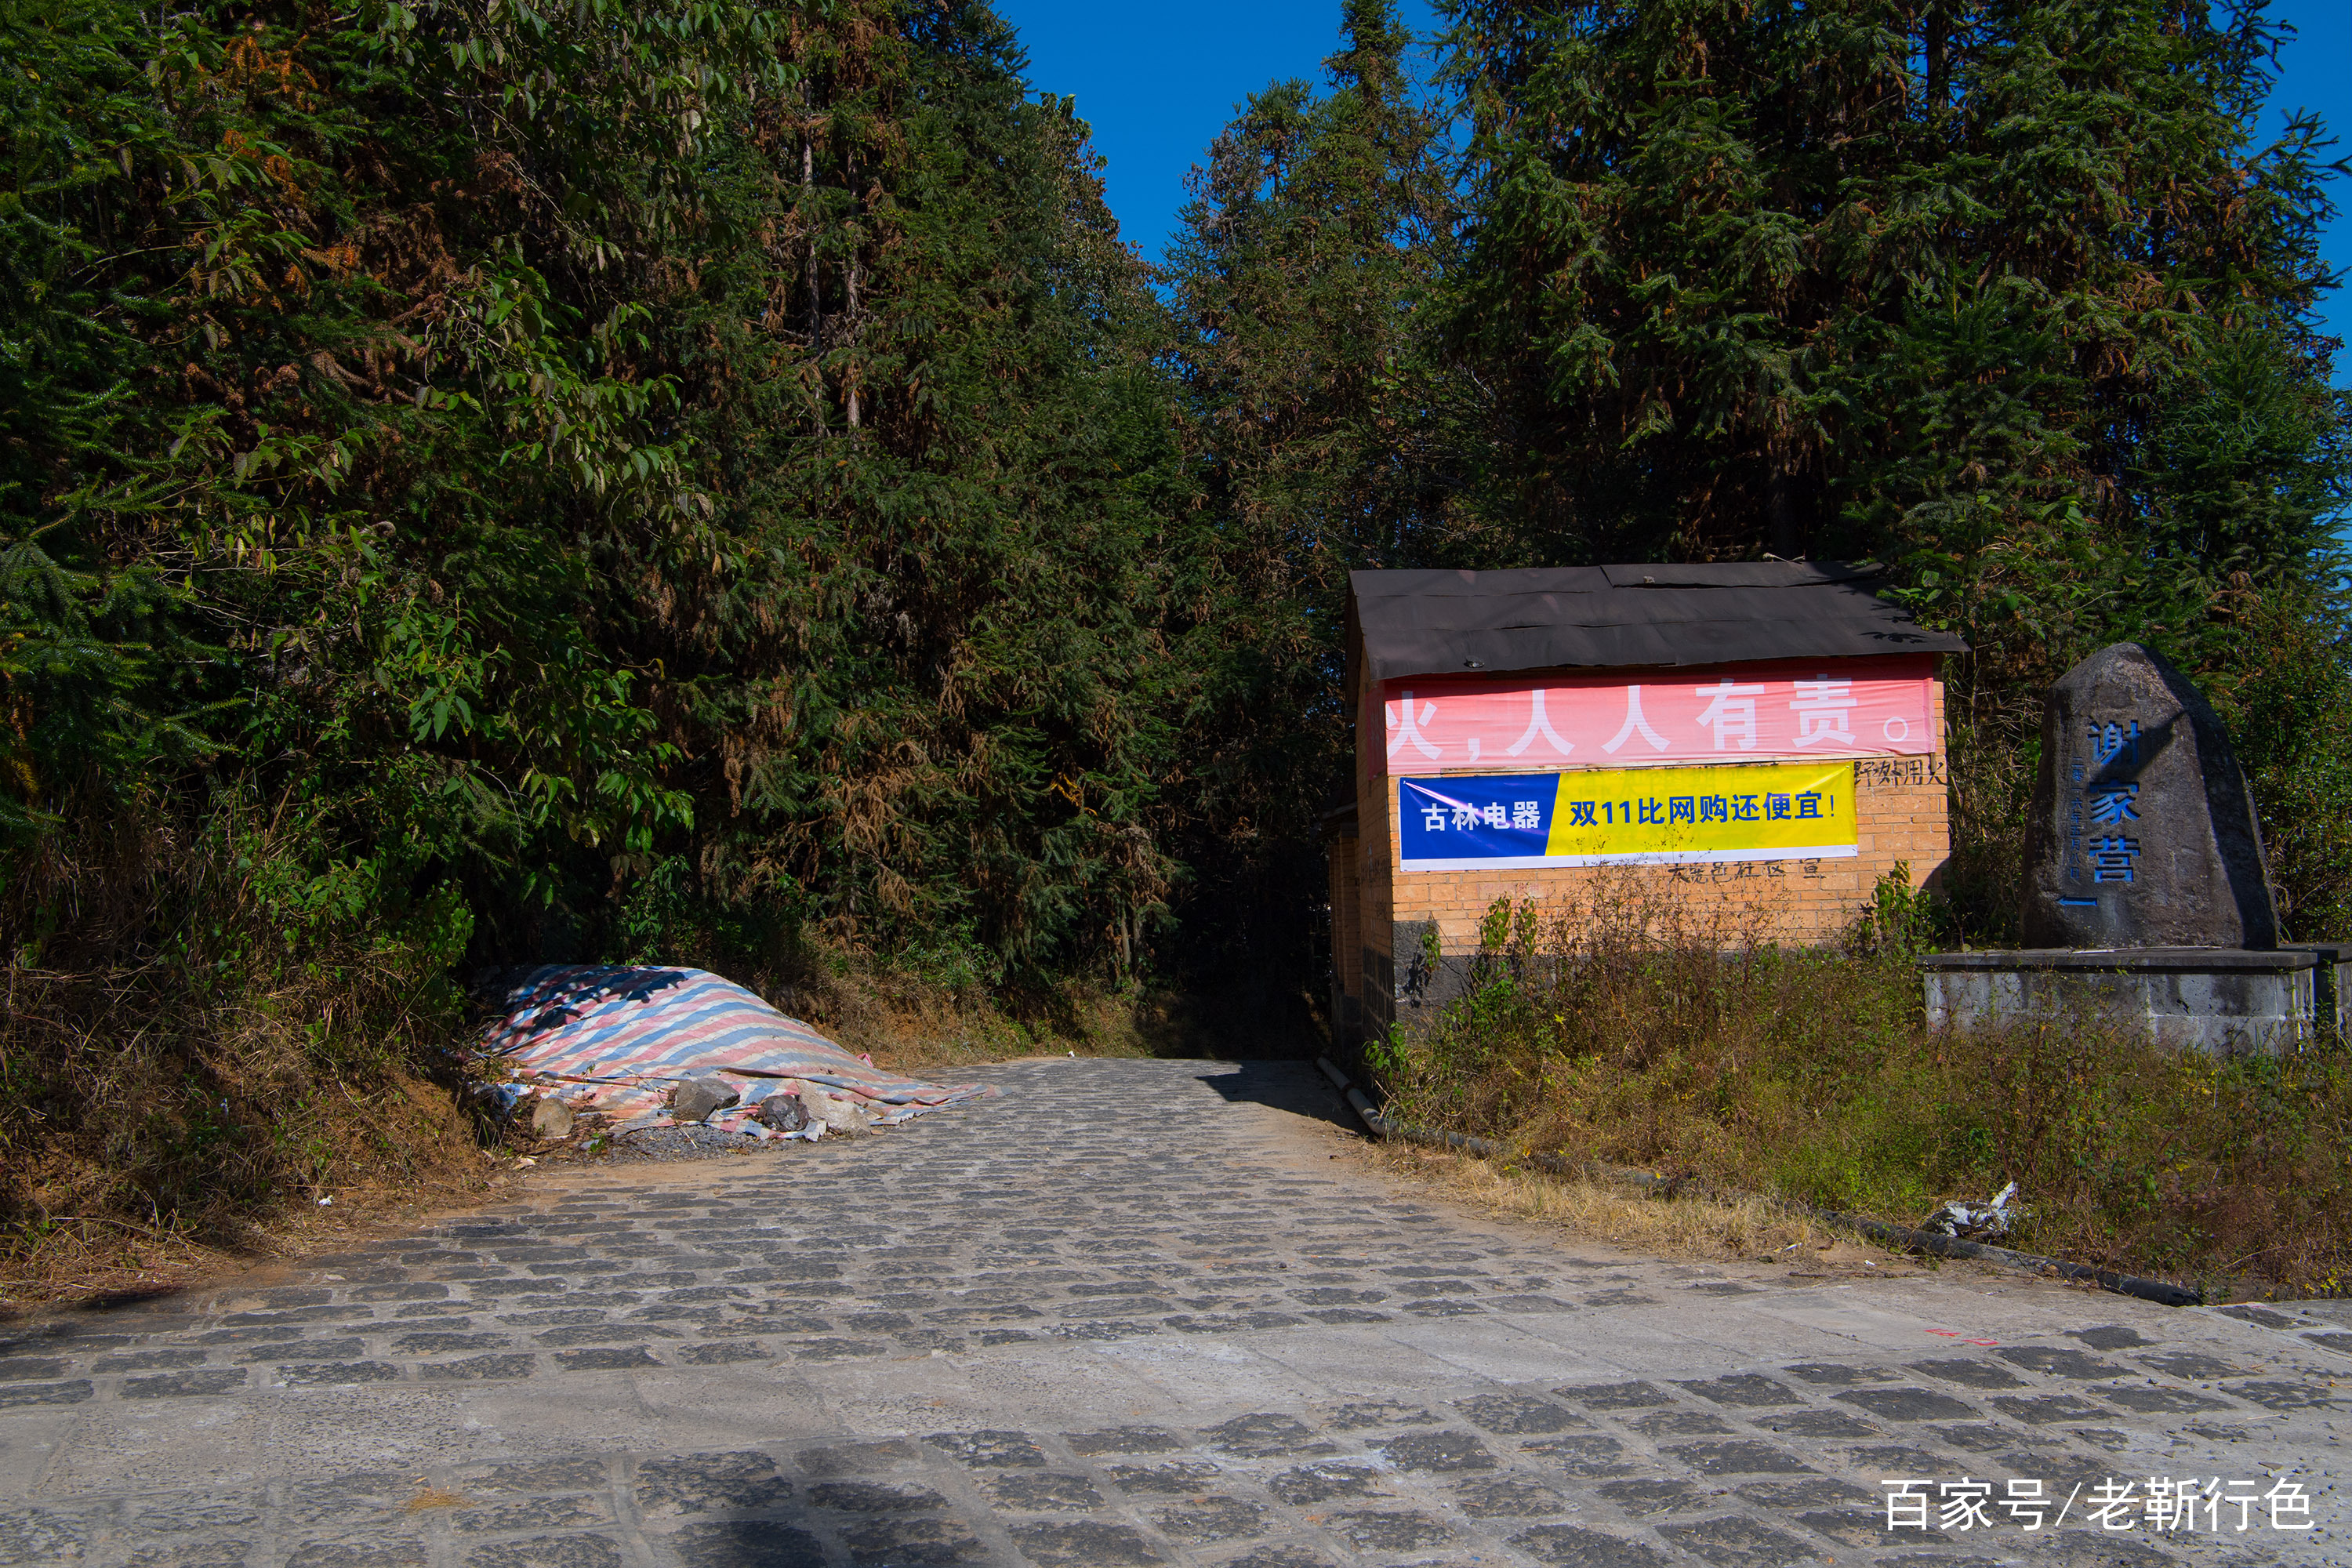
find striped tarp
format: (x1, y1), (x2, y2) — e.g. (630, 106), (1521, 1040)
(481, 965), (994, 1134)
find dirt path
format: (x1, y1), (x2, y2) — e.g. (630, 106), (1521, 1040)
(0, 1057), (2343, 1566)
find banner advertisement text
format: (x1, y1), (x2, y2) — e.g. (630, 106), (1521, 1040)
(1399, 763), (1859, 872)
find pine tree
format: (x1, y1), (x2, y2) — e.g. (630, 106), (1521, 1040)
(1438, 0), (2350, 931)
(1439, 0), (2345, 633)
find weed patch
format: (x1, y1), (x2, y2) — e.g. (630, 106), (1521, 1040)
(1, 796), (1309, 1306)
(1370, 879), (2352, 1298)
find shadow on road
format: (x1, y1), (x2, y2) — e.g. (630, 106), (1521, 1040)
(1193, 1060), (1360, 1134)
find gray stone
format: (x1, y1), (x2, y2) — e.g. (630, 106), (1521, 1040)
(1265, 1463), (1387, 1504)
(668, 1077), (740, 1123)
(9, 1058), (2347, 1568)
(807, 1482), (947, 1512)
(276, 1361), (402, 1386)
(1323, 1399), (1439, 1429)
(1660, 1440), (1812, 1475)
(1924, 926), (2314, 1058)
(2139, 1350), (2243, 1379)
(667, 1521), (826, 1568)
(1063, 1425), (1184, 1454)
(453, 1499), (613, 1533)
(1780, 1363), (1895, 1385)
(633, 1452), (791, 1514)
(94, 1348), (209, 1371)
(979, 1472), (1098, 1510)
(1201, 1412), (1331, 1458)
(926, 1429), (1045, 1468)
(1105, 1461), (1223, 1495)
(751, 1094), (808, 1133)
(1559, 1380), (1671, 1408)
(1988, 1394), (2111, 1424)
(2021, 641), (2277, 947)
(1595, 1479), (1707, 1515)
(122, 1369), (246, 1398)
(1327, 1510), (1454, 1551)
(1674, 1374), (1800, 1407)
(1455, 1392), (1583, 1434)
(1834, 1386), (1977, 1422)
(1510, 1523), (1668, 1567)
(283, 1541), (430, 1568)
(1150, 1497), (1265, 1541)
(1747, 1410), (1878, 1439)
(1995, 1345), (2125, 1379)
(2223, 1379), (2344, 1410)
(1654, 1515), (1817, 1566)
(800, 1087), (869, 1136)
(460, 1536), (622, 1568)
(1625, 1408), (1733, 1436)
(1733, 1479), (1872, 1508)
(0, 1358), (65, 1381)
(1223, 1550), (1330, 1568)
(1004, 1521), (1156, 1566)
(1906, 1358), (2024, 1389)
(1370, 1429), (1495, 1472)
(530, 1097), (576, 1140)
(0, 1378), (92, 1406)
(1517, 1435), (1633, 1476)
(2098, 1385), (2230, 1414)
(554, 1347), (658, 1370)
(1451, 1473), (1567, 1517)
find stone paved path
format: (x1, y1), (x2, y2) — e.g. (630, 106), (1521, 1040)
(2, 1058), (2347, 1568)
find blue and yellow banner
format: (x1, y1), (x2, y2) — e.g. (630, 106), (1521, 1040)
(1399, 762), (1857, 871)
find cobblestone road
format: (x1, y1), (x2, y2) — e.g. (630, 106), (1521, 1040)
(2, 1058), (2347, 1568)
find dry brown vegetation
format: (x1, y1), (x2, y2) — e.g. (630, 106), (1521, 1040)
(1370, 877), (2352, 1300)
(0, 808), (1248, 1308)
(0, 802), (471, 1295)
(1366, 1141), (1915, 1270)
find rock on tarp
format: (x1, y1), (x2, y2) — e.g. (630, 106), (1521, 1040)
(480, 965), (995, 1136)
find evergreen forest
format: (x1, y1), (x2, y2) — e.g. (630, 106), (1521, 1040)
(3, 0), (2347, 1253)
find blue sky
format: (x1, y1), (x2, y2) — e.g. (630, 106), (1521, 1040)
(995, 0), (2350, 374)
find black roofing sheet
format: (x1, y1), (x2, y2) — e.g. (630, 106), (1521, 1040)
(1350, 563), (1966, 683)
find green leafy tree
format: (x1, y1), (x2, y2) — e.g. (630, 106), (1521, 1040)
(1437, 0), (2349, 931)
(1159, 0), (1473, 999)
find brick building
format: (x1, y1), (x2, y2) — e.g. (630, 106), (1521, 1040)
(1324, 564), (1966, 1049)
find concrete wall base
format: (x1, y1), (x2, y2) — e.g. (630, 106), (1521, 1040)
(1918, 948), (2321, 1054)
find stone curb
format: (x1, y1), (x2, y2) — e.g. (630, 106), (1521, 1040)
(1313, 1055), (2204, 1309)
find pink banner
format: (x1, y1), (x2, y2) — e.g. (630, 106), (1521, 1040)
(1373, 657), (1937, 777)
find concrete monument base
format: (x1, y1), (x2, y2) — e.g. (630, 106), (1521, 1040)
(1918, 947), (2322, 1054)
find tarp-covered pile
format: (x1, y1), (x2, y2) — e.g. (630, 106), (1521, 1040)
(480, 965), (994, 1138)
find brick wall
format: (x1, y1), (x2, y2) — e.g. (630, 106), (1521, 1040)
(1349, 680), (1950, 1044)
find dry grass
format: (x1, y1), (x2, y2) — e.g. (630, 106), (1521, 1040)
(2, 797), (537, 1306)
(1371, 1142), (1809, 1256)
(1367, 1141), (1933, 1279)
(0, 814), (1245, 1308)
(789, 964), (1158, 1076)
(1, 797), (1298, 1311)
(1375, 877), (2352, 1299)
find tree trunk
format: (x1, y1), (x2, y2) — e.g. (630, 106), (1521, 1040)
(845, 149), (861, 430)
(1926, 2), (1949, 110)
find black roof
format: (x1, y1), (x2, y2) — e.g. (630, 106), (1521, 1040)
(1348, 563), (1966, 685)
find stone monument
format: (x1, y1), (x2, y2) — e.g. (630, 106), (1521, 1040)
(2018, 642), (2278, 949)
(1921, 642), (2322, 1052)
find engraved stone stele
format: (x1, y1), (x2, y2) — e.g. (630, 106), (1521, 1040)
(2020, 642), (2277, 949)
